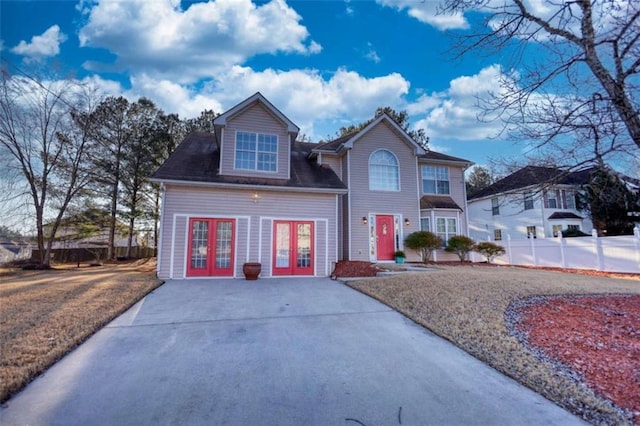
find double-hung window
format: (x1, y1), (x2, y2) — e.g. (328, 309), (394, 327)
(491, 198), (500, 216)
(524, 192), (534, 210)
(545, 190), (558, 209)
(422, 166), (450, 194)
(420, 217), (431, 232)
(369, 150), (399, 191)
(436, 217), (457, 246)
(235, 132), (277, 172)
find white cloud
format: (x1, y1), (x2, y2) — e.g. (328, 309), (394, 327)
(365, 42), (381, 63)
(78, 0), (321, 83)
(375, 0), (468, 30)
(410, 65), (508, 141)
(11, 25), (67, 61)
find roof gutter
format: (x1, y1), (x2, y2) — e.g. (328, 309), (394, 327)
(149, 178), (348, 195)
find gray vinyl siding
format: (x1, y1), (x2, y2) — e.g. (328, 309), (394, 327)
(158, 184), (337, 278)
(348, 121), (421, 262)
(419, 161), (469, 250)
(321, 154), (342, 180)
(219, 102), (290, 179)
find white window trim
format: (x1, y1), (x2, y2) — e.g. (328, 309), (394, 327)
(233, 130), (279, 173)
(435, 216), (458, 246)
(368, 149), (401, 192)
(421, 165), (450, 195)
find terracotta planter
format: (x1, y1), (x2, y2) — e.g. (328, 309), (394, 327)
(243, 262), (261, 280)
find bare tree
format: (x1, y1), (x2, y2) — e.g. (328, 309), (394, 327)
(442, 0), (640, 164)
(0, 64), (100, 266)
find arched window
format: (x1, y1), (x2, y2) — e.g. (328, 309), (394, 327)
(369, 150), (399, 191)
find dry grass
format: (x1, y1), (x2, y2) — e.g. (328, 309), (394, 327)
(346, 266), (640, 425)
(0, 259), (162, 403)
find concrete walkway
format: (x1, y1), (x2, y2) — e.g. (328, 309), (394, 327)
(1, 278), (584, 426)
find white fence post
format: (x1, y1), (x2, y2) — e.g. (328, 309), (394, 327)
(507, 234), (512, 265)
(634, 226), (640, 268)
(557, 232), (566, 268)
(529, 233), (537, 266)
(592, 229), (604, 271)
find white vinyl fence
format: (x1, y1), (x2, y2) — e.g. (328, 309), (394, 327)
(471, 227), (640, 274)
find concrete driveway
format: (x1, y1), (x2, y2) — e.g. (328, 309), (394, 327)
(1, 277), (584, 425)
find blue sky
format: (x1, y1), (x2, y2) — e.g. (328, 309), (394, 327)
(1, 0), (530, 167)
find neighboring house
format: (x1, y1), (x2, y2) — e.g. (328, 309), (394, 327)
(151, 92), (472, 279)
(467, 166), (594, 241)
(47, 209), (139, 249)
(0, 240), (32, 264)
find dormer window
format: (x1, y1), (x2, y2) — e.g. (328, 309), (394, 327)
(235, 131), (278, 172)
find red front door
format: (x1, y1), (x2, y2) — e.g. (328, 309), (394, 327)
(186, 218), (235, 277)
(273, 221), (314, 275)
(376, 215), (395, 261)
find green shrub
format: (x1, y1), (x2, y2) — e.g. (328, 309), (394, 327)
(561, 228), (590, 237)
(404, 231), (442, 263)
(445, 235), (475, 261)
(393, 250), (406, 258)
(473, 242), (506, 263)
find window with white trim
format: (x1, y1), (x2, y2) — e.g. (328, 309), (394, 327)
(235, 132), (278, 172)
(526, 226), (537, 239)
(491, 197), (500, 216)
(494, 229), (502, 241)
(422, 166), (450, 194)
(562, 190), (576, 209)
(436, 217), (457, 246)
(524, 192), (534, 210)
(552, 224), (563, 237)
(369, 150), (399, 191)
(545, 190), (559, 209)
(420, 217), (431, 232)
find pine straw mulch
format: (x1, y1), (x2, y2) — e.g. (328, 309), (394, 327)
(0, 259), (162, 403)
(344, 265), (640, 425)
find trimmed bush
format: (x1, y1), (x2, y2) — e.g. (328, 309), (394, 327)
(474, 242), (506, 263)
(404, 231), (442, 263)
(445, 235), (475, 261)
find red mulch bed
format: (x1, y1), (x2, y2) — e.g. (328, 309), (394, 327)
(331, 261), (378, 278)
(513, 295), (640, 423)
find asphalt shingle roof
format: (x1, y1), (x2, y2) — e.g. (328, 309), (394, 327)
(152, 132), (347, 191)
(469, 166), (594, 200)
(420, 196), (463, 210)
(548, 212), (583, 220)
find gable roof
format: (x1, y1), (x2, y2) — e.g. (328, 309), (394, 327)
(313, 114), (426, 156)
(469, 166), (595, 200)
(213, 92), (300, 135)
(151, 132), (347, 192)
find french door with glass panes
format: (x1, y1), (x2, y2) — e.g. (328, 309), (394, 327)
(272, 221), (314, 276)
(186, 218), (235, 277)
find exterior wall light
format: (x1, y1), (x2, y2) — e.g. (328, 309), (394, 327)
(251, 192), (261, 203)
(362, 217), (368, 225)
(404, 218), (410, 226)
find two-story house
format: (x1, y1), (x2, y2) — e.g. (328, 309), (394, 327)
(467, 166), (594, 241)
(151, 93), (472, 279)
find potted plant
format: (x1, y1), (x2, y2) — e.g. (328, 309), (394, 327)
(393, 250), (406, 264)
(242, 262), (261, 280)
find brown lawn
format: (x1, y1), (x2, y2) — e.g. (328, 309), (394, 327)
(345, 266), (640, 425)
(0, 259), (162, 403)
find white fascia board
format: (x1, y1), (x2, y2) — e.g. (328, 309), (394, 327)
(213, 92), (300, 134)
